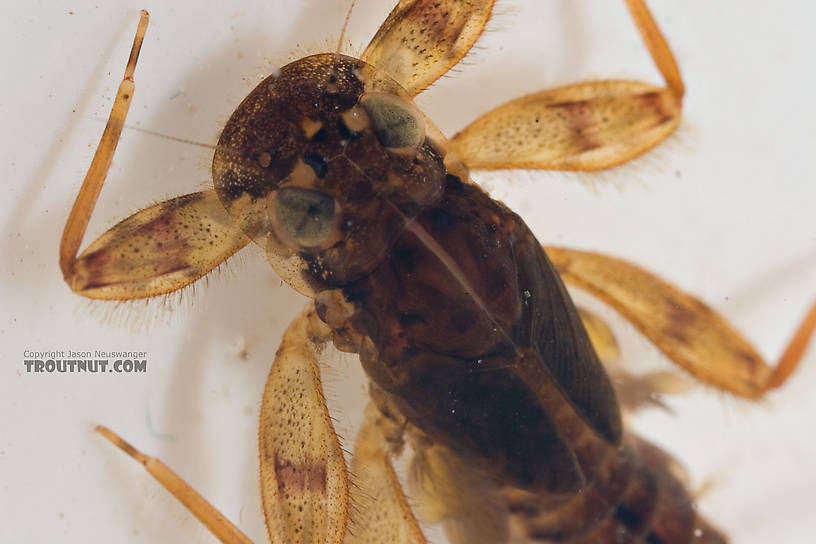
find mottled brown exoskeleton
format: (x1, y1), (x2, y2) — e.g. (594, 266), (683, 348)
(60, 2), (816, 543)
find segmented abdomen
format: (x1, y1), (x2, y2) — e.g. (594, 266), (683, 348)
(502, 431), (726, 543)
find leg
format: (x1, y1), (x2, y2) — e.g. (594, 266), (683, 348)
(408, 434), (510, 544)
(624, 0), (684, 99)
(362, 0), (496, 96)
(259, 305), (430, 544)
(96, 425), (253, 544)
(347, 403), (427, 544)
(451, 0), (684, 171)
(578, 307), (693, 413)
(363, 381), (508, 544)
(60, 11), (148, 284)
(258, 306), (349, 544)
(96, 304), (367, 544)
(60, 12), (249, 300)
(548, 246), (816, 398)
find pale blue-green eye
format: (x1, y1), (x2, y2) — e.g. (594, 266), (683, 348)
(274, 187), (336, 247)
(360, 92), (425, 151)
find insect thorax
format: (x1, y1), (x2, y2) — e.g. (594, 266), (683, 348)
(212, 52), (621, 497)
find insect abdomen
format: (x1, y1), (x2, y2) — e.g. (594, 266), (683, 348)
(406, 421), (727, 543)
(500, 431), (727, 543)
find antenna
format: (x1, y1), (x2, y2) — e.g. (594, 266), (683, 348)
(123, 124), (219, 151)
(119, 123), (248, 159)
(335, 0), (358, 54)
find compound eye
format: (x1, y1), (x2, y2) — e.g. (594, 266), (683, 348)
(273, 187), (336, 248)
(360, 92), (425, 153)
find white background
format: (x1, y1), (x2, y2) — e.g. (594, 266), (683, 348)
(2, 1), (815, 542)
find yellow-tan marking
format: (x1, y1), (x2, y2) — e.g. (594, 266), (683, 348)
(547, 246), (816, 398)
(259, 307), (348, 544)
(451, 82), (680, 171)
(362, 0), (496, 96)
(70, 190), (249, 300)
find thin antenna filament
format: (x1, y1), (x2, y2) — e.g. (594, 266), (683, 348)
(336, 0), (358, 54)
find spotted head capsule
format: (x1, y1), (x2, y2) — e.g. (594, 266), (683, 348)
(212, 54), (452, 295)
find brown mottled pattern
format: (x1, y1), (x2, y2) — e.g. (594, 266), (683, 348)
(60, 2), (757, 542)
(71, 190), (249, 299)
(273, 453), (328, 494)
(258, 308), (347, 544)
(637, 90), (677, 127)
(362, 0), (495, 96)
(451, 81), (681, 171)
(548, 99), (606, 153)
(213, 55), (367, 204)
(545, 246), (774, 398)
(212, 54), (451, 293)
